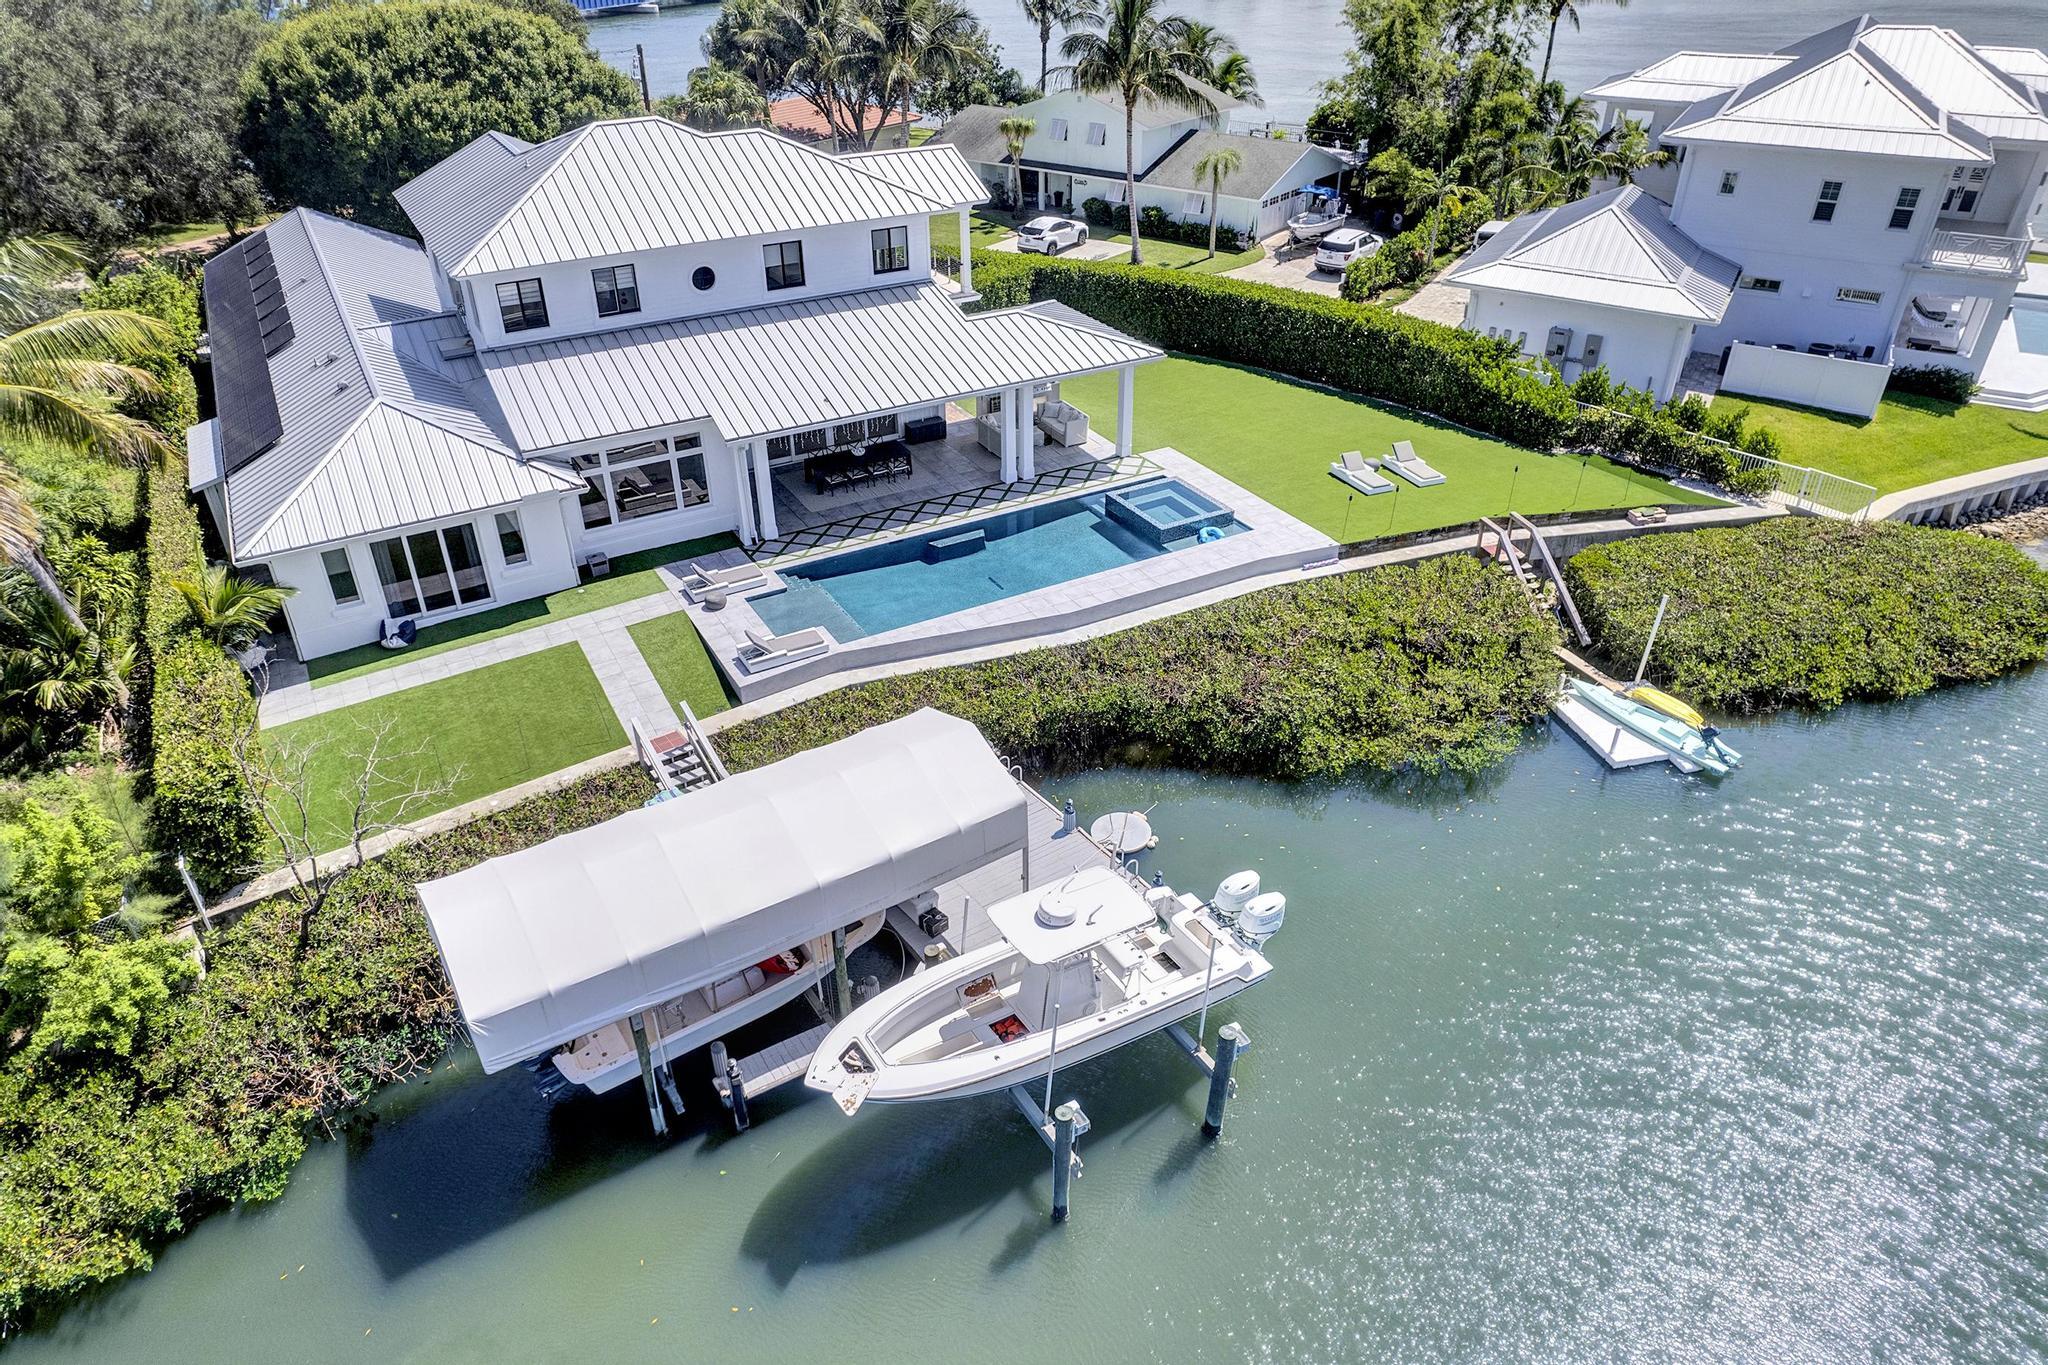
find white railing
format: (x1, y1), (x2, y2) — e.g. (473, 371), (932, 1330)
(677, 700), (728, 783)
(1920, 230), (2030, 278)
(1570, 396), (1878, 519)
(630, 717), (677, 795)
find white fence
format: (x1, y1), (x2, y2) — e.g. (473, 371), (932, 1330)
(1572, 396), (1877, 519)
(1720, 341), (1892, 420)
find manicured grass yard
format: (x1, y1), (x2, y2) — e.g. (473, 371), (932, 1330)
(934, 211), (1263, 275)
(628, 611), (733, 720)
(1060, 356), (1720, 542)
(1732, 392), (2048, 494)
(306, 532), (737, 687)
(266, 643), (625, 852)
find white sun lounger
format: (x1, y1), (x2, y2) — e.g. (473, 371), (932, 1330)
(1384, 440), (1446, 486)
(739, 626), (831, 668)
(679, 560), (769, 601)
(1328, 450), (1394, 495)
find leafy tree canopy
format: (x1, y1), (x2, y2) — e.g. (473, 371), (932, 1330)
(0, 0), (267, 255)
(239, 0), (639, 232)
(0, 932), (196, 1060)
(0, 794), (145, 937)
(655, 64), (773, 132)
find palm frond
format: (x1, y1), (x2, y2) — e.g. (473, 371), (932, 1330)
(0, 308), (175, 371)
(0, 384), (172, 463)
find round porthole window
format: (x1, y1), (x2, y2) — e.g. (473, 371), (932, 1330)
(692, 266), (716, 291)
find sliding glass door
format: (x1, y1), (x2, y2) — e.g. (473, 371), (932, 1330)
(369, 521), (491, 619)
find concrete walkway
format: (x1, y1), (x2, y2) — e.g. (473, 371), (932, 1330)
(259, 585), (687, 736)
(1394, 278), (1469, 326)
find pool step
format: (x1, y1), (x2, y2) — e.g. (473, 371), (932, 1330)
(924, 528), (987, 561)
(762, 577), (868, 643)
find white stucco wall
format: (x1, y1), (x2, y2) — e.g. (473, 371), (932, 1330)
(457, 214), (935, 351)
(1462, 287), (1697, 399)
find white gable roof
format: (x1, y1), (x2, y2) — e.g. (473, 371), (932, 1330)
(1587, 52), (1791, 107)
(1978, 46), (2048, 98)
(478, 283), (1160, 451)
(839, 144), (991, 208)
(1446, 186), (1739, 323)
(1859, 27), (2048, 144)
(394, 117), (953, 278)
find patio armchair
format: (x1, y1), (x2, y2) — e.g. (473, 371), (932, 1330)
(1384, 440), (1446, 487)
(738, 626), (831, 668)
(1328, 450), (1394, 495)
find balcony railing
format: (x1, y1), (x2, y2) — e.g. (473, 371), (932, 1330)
(1918, 229), (2031, 278)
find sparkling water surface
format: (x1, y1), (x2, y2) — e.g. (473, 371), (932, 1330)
(12, 662), (2047, 1363)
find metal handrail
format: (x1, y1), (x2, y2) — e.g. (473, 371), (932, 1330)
(1568, 397), (1877, 519)
(629, 717), (677, 795)
(1921, 229), (2029, 276)
(678, 700), (728, 783)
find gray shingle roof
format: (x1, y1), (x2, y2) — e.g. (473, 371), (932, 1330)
(1446, 186), (1739, 322)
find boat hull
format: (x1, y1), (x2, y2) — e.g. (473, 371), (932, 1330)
(1568, 680), (1740, 774)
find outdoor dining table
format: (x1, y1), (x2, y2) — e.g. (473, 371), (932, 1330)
(806, 440), (914, 493)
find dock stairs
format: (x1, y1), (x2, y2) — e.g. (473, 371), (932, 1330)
(632, 700), (728, 798)
(1476, 514), (1590, 646)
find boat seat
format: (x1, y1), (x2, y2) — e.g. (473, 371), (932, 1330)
(1100, 935), (1145, 976)
(709, 966), (767, 1012)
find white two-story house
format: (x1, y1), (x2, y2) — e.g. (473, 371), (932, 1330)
(934, 77), (1348, 241)
(187, 118), (1159, 660)
(1449, 17), (2048, 415)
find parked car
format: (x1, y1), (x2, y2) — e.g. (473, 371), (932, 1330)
(1313, 228), (1379, 273)
(1902, 295), (1965, 352)
(1016, 216), (1088, 255)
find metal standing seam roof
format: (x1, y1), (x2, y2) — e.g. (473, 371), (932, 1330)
(417, 708), (1031, 1074)
(837, 144), (991, 208)
(1586, 52), (1792, 107)
(1858, 27), (2048, 143)
(394, 117), (953, 279)
(477, 282), (1161, 452)
(1978, 46), (2048, 98)
(933, 106), (1334, 198)
(201, 209), (579, 561)
(1446, 185), (1740, 322)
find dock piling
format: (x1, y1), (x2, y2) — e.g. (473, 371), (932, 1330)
(1202, 1023), (1250, 1139)
(831, 926), (851, 1019)
(1051, 1101), (1083, 1222)
(725, 1052), (751, 1131)
(628, 1012), (668, 1137)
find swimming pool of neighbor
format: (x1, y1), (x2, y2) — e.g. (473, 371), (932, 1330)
(2013, 297), (2048, 356)
(751, 478), (1249, 641)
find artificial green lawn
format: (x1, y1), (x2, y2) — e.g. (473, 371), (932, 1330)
(1731, 392), (2048, 494)
(1060, 356), (1720, 542)
(628, 612), (734, 721)
(266, 643), (625, 853)
(305, 532), (737, 687)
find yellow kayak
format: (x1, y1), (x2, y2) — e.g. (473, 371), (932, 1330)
(1628, 685), (1705, 729)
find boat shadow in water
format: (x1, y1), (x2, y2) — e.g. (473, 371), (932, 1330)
(738, 1033), (1216, 1286)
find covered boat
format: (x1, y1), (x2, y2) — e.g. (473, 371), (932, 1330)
(1286, 188), (1347, 242)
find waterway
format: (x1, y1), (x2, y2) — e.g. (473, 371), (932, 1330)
(13, 656), (2047, 1361)
(587, 0), (2048, 127)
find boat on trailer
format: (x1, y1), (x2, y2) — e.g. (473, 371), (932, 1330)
(1565, 678), (1741, 776)
(550, 912), (888, 1094)
(807, 865), (1284, 1112)
(1286, 189), (1347, 242)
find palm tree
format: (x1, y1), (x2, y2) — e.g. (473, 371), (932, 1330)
(0, 236), (174, 626)
(876, 0), (982, 141)
(1018, 0), (1088, 93)
(172, 564), (296, 652)
(0, 581), (133, 764)
(1191, 146), (1242, 257)
(999, 115), (1037, 212)
(1536, 0), (1629, 96)
(1062, 0), (1216, 264)
(1510, 99), (1664, 206)
(1173, 20), (1261, 107)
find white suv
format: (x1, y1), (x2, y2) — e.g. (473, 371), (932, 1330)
(1016, 216), (1089, 255)
(1313, 228), (1379, 273)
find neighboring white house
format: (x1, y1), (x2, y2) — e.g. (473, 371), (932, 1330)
(187, 118), (1160, 660)
(1452, 16), (2048, 413)
(932, 78), (1349, 240)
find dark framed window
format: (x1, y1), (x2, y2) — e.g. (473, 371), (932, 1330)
(1813, 180), (1842, 222)
(591, 264), (640, 317)
(495, 510), (527, 566)
(692, 265), (716, 291)
(321, 548), (359, 605)
(1718, 170), (1738, 195)
(496, 278), (548, 332)
(1888, 187), (1920, 231)
(763, 240), (805, 290)
(871, 225), (910, 274)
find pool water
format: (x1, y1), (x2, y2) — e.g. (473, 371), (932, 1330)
(2012, 300), (2048, 356)
(753, 479), (1247, 641)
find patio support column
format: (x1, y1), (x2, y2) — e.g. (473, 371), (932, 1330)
(1015, 385), (1037, 480)
(1116, 365), (1135, 460)
(733, 443), (758, 545)
(997, 393), (1019, 483)
(748, 439), (779, 542)
(957, 208), (975, 297)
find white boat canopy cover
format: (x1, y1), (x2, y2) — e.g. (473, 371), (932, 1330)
(986, 866), (1159, 965)
(418, 709), (1029, 1072)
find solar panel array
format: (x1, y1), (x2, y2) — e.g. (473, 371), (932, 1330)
(204, 233), (286, 475)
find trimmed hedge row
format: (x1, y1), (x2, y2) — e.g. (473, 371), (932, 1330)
(1566, 519), (2048, 712)
(971, 250), (1781, 490)
(148, 634), (262, 888)
(1888, 363), (1978, 403)
(1079, 197), (1247, 254)
(718, 556), (1562, 781)
(1339, 192), (1494, 302)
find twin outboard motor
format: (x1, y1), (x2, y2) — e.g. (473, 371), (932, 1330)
(1213, 870), (1286, 946)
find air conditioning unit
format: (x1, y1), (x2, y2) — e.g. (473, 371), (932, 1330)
(437, 333), (476, 360)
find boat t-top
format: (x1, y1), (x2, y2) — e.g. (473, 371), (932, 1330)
(1287, 188), (1347, 242)
(807, 864), (1284, 1113)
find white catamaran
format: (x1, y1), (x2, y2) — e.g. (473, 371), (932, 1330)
(807, 865), (1284, 1113)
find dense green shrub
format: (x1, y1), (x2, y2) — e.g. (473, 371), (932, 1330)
(1567, 519), (2048, 712)
(147, 635), (260, 887)
(1887, 364), (1978, 404)
(721, 557), (1561, 780)
(1081, 195), (1114, 228)
(1340, 191), (1493, 302)
(0, 762), (653, 1320)
(83, 263), (202, 436)
(1133, 205), (1244, 253)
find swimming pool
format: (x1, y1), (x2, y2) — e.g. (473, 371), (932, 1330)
(751, 479), (1248, 641)
(2013, 298), (2048, 356)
